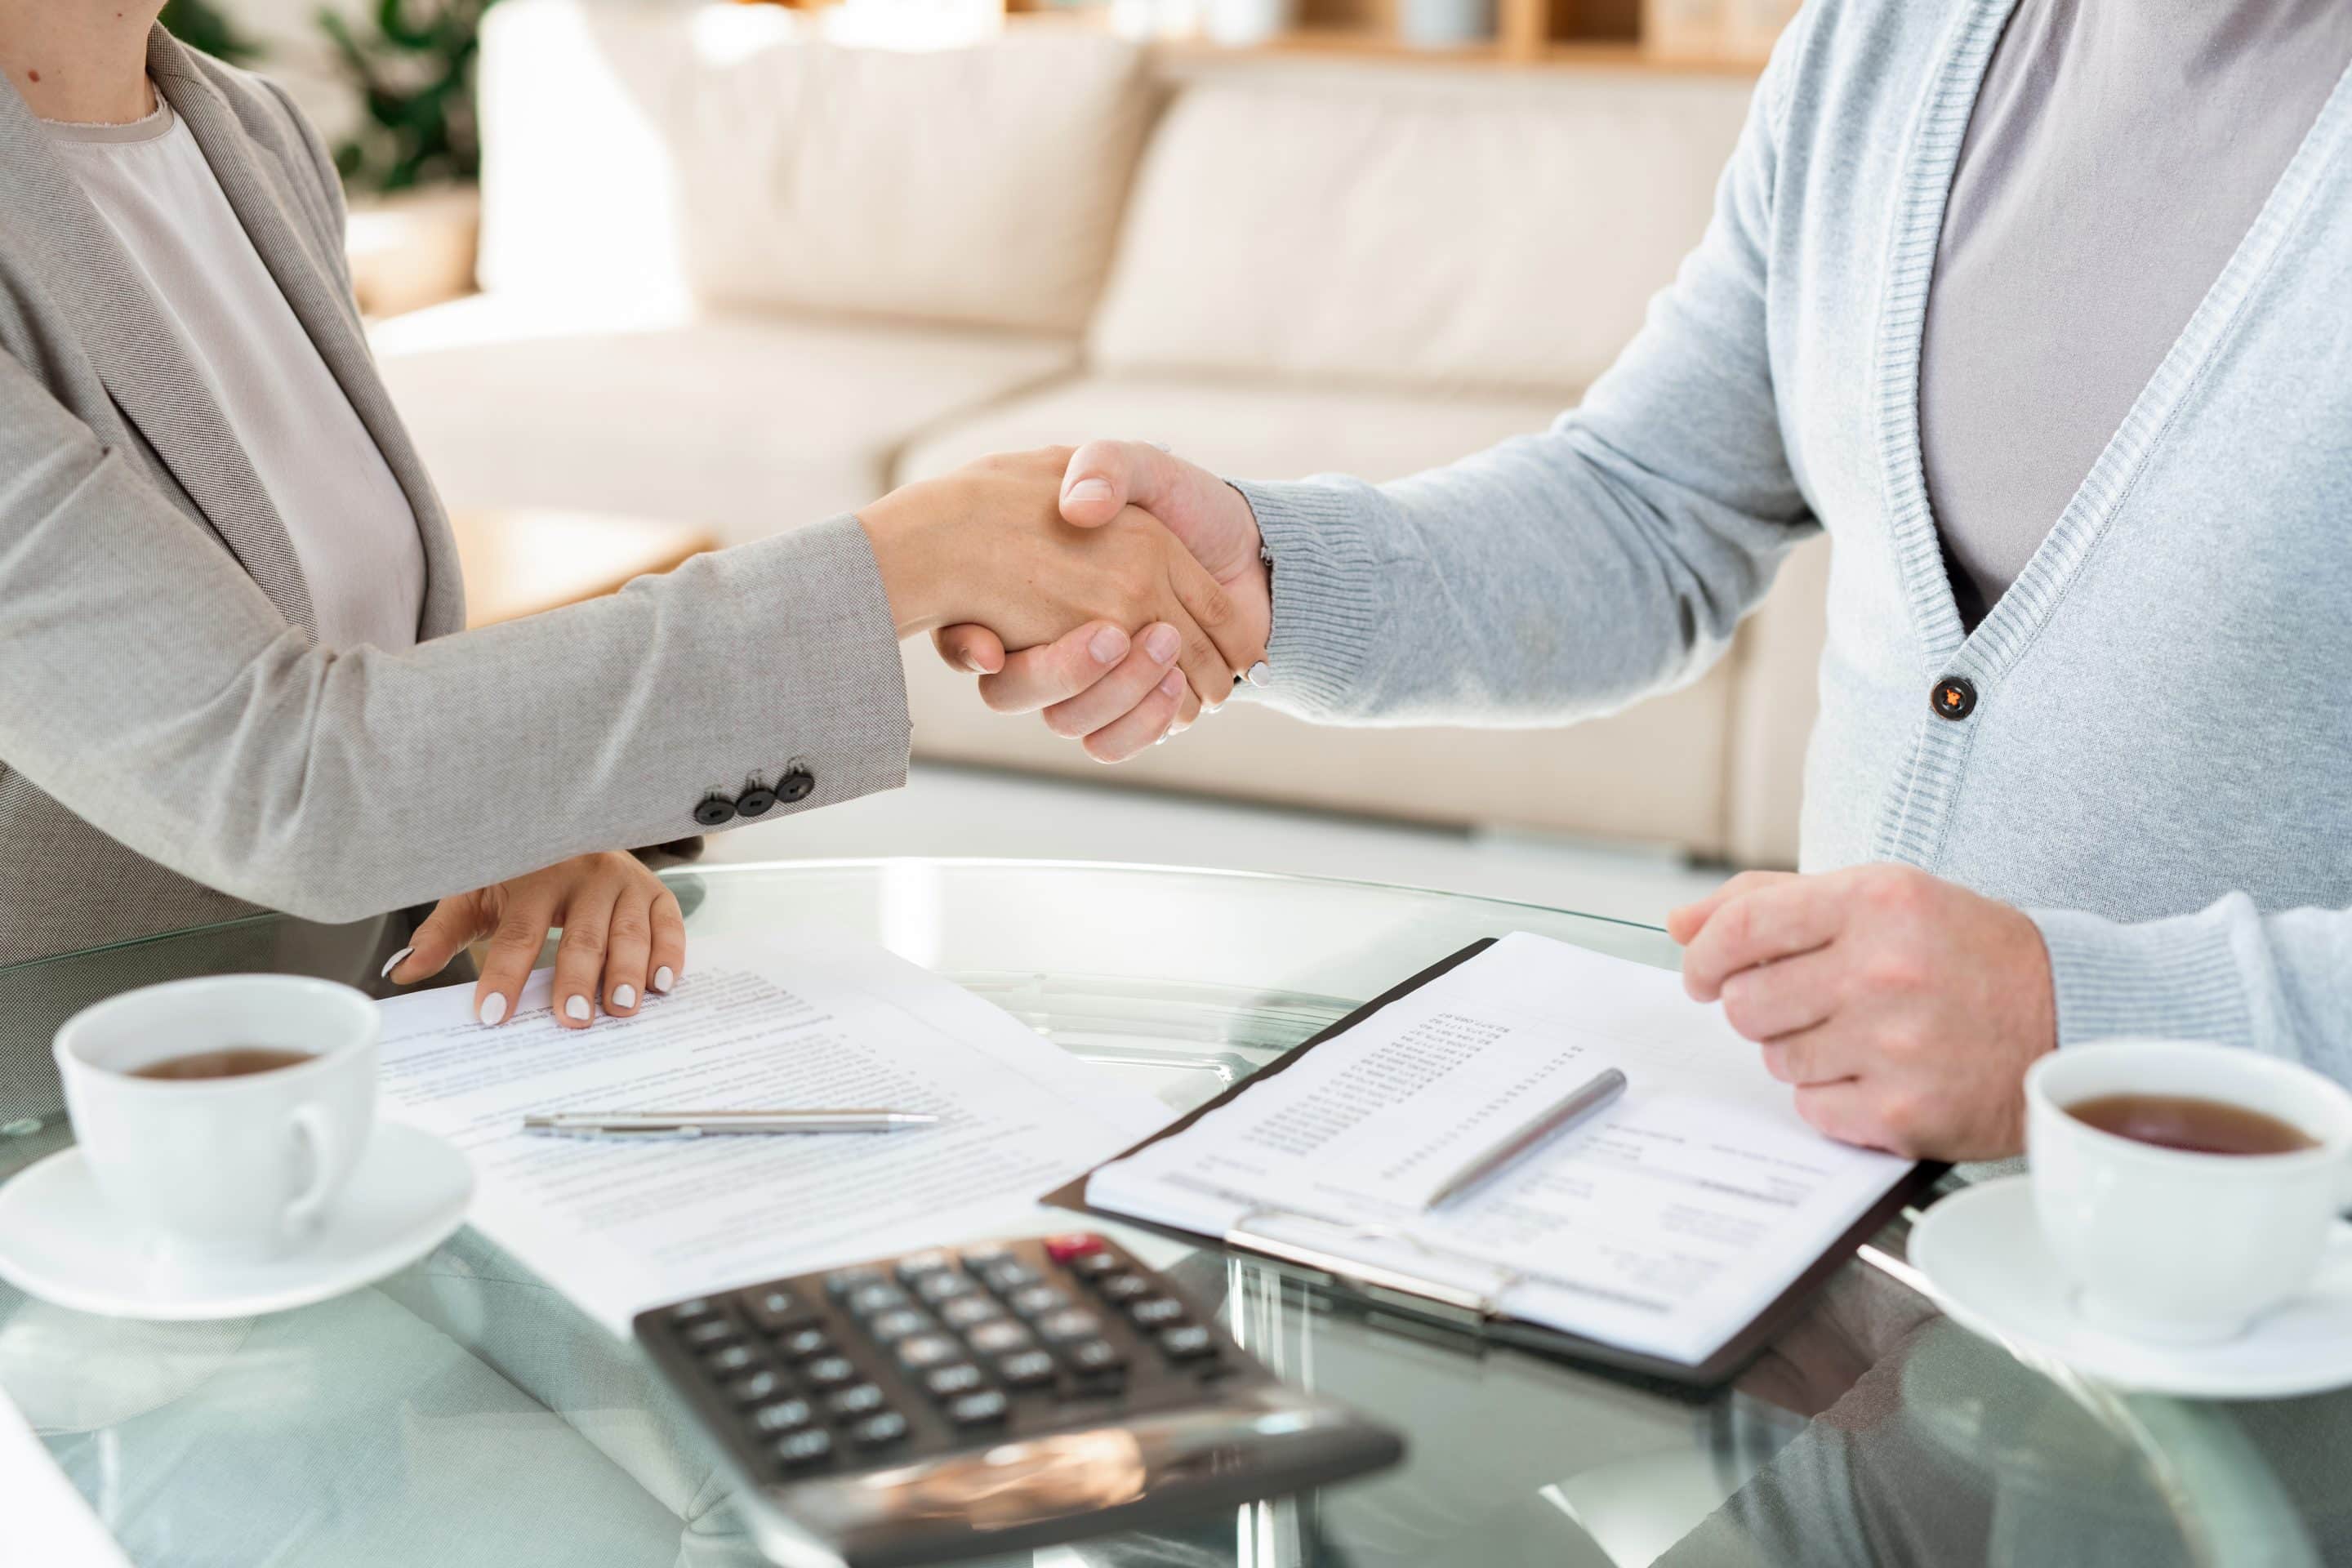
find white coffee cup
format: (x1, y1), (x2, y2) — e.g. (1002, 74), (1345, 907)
(55, 974), (380, 1266)
(2027, 1039), (2352, 1344)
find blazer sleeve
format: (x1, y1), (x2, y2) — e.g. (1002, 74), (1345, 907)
(0, 350), (911, 924)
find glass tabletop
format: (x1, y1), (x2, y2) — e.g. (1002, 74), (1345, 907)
(0, 858), (2338, 1568)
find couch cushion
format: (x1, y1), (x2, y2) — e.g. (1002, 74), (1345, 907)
(894, 376), (1740, 853)
(475, 0), (1155, 334)
(372, 293), (1077, 546)
(1089, 74), (1753, 394)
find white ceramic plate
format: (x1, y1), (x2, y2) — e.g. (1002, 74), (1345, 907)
(1911, 1174), (2352, 1400)
(0, 1123), (471, 1321)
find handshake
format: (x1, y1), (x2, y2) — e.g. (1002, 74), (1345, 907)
(857, 443), (1270, 762)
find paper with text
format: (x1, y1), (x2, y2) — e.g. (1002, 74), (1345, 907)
(376, 938), (1170, 1335)
(1085, 933), (1913, 1365)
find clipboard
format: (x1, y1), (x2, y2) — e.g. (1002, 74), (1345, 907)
(1045, 938), (1949, 1388)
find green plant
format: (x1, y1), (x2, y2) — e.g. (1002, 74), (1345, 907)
(160, 0), (262, 62)
(319, 0), (499, 193)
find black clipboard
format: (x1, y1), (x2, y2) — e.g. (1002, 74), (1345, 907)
(1045, 937), (1948, 1388)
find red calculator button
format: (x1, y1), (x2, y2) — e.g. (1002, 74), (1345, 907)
(1044, 1232), (1106, 1263)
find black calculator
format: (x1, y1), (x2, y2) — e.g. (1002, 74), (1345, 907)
(635, 1231), (1404, 1568)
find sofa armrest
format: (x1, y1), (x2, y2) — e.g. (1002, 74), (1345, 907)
(348, 185), (481, 321)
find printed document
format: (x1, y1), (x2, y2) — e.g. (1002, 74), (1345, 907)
(1086, 933), (1913, 1365)
(376, 938), (1170, 1334)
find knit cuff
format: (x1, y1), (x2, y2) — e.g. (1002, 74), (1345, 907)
(2029, 905), (2255, 1050)
(1227, 478), (1388, 719)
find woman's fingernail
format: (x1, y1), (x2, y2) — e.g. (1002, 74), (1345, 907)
(1158, 669), (1185, 697)
(1088, 626), (1129, 665)
(614, 984), (637, 1010)
(479, 992), (508, 1027)
(564, 995), (591, 1022)
(380, 946), (413, 981)
(653, 965), (674, 993)
(1144, 624), (1181, 663)
(1064, 477), (1111, 504)
(961, 651), (989, 674)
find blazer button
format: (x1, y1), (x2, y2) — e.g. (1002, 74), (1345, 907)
(1930, 676), (1977, 721)
(693, 795), (738, 827)
(735, 786), (779, 818)
(777, 768), (815, 804)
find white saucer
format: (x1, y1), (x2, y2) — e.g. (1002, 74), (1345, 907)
(1911, 1174), (2352, 1400)
(0, 1124), (473, 1322)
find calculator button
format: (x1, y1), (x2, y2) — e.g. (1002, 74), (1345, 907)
(947, 1389), (1010, 1426)
(914, 1271), (977, 1305)
(980, 1260), (1040, 1293)
(1159, 1325), (1217, 1361)
(996, 1349), (1057, 1388)
(669, 1298), (718, 1324)
(680, 1318), (740, 1349)
(1037, 1309), (1103, 1344)
(1065, 1339), (1128, 1376)
(1068, 1250), (1120, 1280)
(749, 1397), (813, 1435)
(1098, 1272), (1150, 1303)
(1044, 1232), (1106, 1263)
(825, 1266), (885, 1297)
(773, 1428), (834, 1468)
(724, 1369), (785, 1406)
(775, 1327), (831, 1362)
(851, 1411), (910, 1448)
(939, 1296), (1004, 1330)
(803, 1356), (857, 1388)
(965, 1321), (1033, 1355)
(1009, 1285), (1071, 1318)
(923, 1362), (986, 1399)
(895, 1334), (960, 1371)
(704, 1344), (761, 1376)
(1128, 1296), (1187, 1328)
(868, 1309), (933, 1344)
(741, 1287), (813, 1334)
(895, 1249), (958, 1281)
(846, 1283), (911, 1316)
(959, 1244), (1013, 1271)
(826, 1383), (888, 1419)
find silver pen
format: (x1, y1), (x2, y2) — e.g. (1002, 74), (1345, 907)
(522, 1109), (939, 1138)
(1422, 1067), (1628, 1209)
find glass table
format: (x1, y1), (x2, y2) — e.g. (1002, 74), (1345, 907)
(0, 859), (2341, 1568)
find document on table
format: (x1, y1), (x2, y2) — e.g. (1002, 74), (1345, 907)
(1, 1383), (132, 1568)
(1085, 932), (1913, 1366)
(375, 937), (1171, 1335)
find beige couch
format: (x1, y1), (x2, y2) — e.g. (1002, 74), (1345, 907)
(372, 0), (1829, 865)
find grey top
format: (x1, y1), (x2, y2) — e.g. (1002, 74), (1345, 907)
(0, 29), (911, 968)
(1230, 0), (2352, 1085)
(45, 93), (427, 652)
(1921, 0), (2352, 625)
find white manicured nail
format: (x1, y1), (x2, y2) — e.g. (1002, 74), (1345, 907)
(380, 946), (412, 980)
(479, 992), (508, 1027)
(653, 966), (674, 993)
(564, 995), (591, 1022)
(613, 984), (636, 1009)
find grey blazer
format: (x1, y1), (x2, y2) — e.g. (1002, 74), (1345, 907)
(0, 29), (912, 969)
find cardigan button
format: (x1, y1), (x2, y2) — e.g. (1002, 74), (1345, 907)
(1930, 676), (1977, 721)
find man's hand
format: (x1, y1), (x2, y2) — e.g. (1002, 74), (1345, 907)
(933, 442), (1272, 760)
(1668, 864), (2057, 1160)
(859, 448), (1263, 745)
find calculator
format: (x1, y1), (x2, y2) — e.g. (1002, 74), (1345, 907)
(635, 1232), (1404, 1568)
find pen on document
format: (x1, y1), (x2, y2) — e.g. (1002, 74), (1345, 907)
(521, 1110), (939, 1138)
(1422, 1067), (1628, 1210)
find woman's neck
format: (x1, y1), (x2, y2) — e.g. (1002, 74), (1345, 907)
(0, 2), (163, 124)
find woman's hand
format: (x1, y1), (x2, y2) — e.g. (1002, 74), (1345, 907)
(381, 851), (685, 1029)
(858, 448), (1265, 737)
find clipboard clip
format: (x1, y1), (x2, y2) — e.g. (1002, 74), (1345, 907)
(1223, 1209), (1521, 1326)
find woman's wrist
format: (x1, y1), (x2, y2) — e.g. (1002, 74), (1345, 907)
(857, 481), (960, 638)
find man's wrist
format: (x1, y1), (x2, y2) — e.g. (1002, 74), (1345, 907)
(856, 483), (956, 638)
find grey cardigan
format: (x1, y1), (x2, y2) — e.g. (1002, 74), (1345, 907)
(0, 30), (911, 968)
(1235, 0), (2352, 1085)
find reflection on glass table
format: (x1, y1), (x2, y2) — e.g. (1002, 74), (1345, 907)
(0, 859), (2342, 1568)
